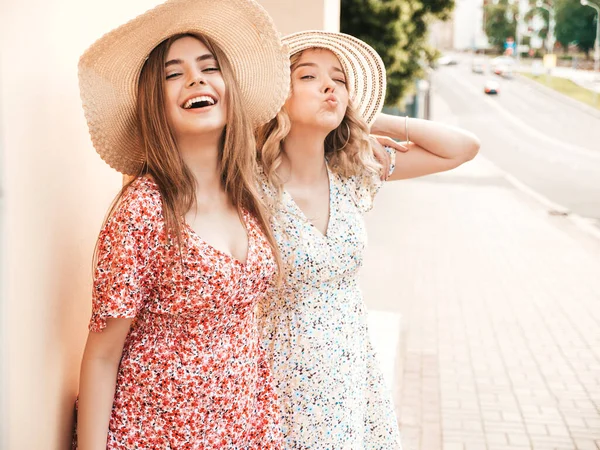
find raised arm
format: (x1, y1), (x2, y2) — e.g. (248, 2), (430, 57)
(370, 113), (480, 181)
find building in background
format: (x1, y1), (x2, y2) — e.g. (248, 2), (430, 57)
(429, 18), (455, 50)
(455, 0), (489, 50)
(430, 0), (489, 51)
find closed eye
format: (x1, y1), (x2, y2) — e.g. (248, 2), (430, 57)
(300, 75), (315, 80)
(166, 72), (181, 80)
(203, 67), (220, 73)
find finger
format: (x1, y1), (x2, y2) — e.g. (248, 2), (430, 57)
(374, 135), (409, 153)
(375, 144), (391, 180)
(379, 149), (390, 180)
(382, 162), (390, 181)
(378, 155), (389, 181)
(370, 140), (390, 181)
(385, 139), (409, 153)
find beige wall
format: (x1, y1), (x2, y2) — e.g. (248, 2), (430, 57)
(0, 1), (163, 448)
(259, 0), (340, 34)
(0, 0), (339, 449)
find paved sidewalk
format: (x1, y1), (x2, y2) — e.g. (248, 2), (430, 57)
(361, 156), (600, 450)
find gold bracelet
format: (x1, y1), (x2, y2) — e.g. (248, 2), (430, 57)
(405, 116), (410, 146)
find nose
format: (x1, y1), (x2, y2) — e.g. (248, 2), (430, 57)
(187, 71), (206, 87)
(323, 76), (336, 94)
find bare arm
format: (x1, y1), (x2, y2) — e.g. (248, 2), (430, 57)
(77, 318), (132, 450)
(370, 113), (480, 181)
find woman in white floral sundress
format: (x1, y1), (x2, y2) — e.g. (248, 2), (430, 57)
(256, 31), (481, 449)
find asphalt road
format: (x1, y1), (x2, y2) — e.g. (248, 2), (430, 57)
(430, 56), (600, 222)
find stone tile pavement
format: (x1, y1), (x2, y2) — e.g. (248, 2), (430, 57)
(362, 156), (600, 450)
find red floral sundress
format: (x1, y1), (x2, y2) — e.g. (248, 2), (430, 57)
(73, 177), (282, 449)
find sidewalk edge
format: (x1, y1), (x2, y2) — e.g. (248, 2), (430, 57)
(481, 157), (600, 241)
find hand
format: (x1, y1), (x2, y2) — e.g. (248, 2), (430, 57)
(371, 134), (409, 153)
(370, 138), (390, 181)
(370, 135), (408, 181)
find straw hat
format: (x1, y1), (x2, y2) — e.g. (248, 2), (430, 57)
(282, 30), (386, 126)
(79, 0), (290, 175)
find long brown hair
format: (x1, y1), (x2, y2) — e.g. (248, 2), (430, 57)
(97, 33), (282, 275)
(256, 49), (381, 195)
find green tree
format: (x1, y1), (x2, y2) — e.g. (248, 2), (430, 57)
(483, 0), (518, 52)
(524, 0), (550, 44)
(555, 0), (597, 57)
(340, 0), (454, 106)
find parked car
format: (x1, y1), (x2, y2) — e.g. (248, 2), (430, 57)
(484, 79), (500, 95)
(437, 55), (458, 66)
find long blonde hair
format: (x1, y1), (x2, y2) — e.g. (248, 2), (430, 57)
(98, 33), (282, 275)
(256, 49), (381, 194)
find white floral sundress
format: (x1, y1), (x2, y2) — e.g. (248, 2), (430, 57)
(258, 157), (402, 450)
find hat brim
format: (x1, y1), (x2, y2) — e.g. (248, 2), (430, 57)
(79, 0), (290, 175)
(282, 31), (386, 127)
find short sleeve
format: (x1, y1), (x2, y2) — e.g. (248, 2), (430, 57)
(89, 180), (160, 332)
(345, 146), (396, 213)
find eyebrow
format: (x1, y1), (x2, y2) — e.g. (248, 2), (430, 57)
(293, 62), (344, 74)
(165, 53), (216, 68)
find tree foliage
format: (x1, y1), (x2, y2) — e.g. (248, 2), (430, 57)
(340, 0), (454, 106)
(483, 0), (518, 52)
(555, 0), (597, 56)
(524, 0), (550, 42)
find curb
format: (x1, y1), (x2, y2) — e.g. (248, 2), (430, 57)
(432, 69), (600, 241)
(484, 157), (600, 241)
(515, 73), (600, 120)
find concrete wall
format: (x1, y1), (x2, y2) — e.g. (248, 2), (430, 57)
(0, 0), (339, 449)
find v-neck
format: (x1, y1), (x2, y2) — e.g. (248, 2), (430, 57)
(282, 164), (334, 239)
(183, 209), (252, 266)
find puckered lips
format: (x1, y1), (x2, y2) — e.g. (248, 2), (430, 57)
(324, 94), (339, 108)
(180, 93), (218, 111)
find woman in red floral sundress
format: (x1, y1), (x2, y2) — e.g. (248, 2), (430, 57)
(73, 0), (290, 448)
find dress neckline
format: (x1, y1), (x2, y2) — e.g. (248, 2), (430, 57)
(281, 163), (335, 239)
(183, 209), (252, 266)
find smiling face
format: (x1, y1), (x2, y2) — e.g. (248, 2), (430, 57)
(163, 36), (227, 142)
(285, 48), (349, 133)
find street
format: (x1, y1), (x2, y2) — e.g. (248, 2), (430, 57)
(431, 54), (600, 222)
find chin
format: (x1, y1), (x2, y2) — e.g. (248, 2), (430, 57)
(316, 112), (344, 128)
(190, 118), (227, 135)
(318, 119), (343, 133)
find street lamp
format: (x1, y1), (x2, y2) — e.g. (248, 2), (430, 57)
(581, 0), (600, 76)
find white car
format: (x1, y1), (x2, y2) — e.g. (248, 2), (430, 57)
(484, 79), (500, 95)
(472, 58), (486, 74)
(491, 56), (515, 77)
(437, 55), (458, 66)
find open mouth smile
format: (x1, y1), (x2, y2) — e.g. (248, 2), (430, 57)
(181, 95), (217, 110)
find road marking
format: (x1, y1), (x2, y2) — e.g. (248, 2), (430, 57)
(442, 69), (600, 161)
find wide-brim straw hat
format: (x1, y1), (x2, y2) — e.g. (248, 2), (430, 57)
(79, 0), (290, 175)
(282, 30), (386, 126)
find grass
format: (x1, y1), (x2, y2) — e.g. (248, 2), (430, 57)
(520, 72), (600, 110)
